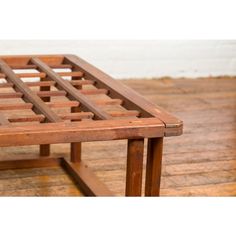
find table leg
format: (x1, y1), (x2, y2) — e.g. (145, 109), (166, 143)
(125, 139), (144, 196)
(39, 76), (50, 156)
(70, 87), (82, 162)
(71, 142), (81, 162)
(145, 137), (163, 196)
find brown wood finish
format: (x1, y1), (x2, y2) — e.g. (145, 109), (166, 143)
(0, 59), (62, 123)
(0, 157), (112, 197)
(70, 103), (82, 163)
(61, 158), (113, 196)
(0, 118), (165, 146)
(0, 54), (182, 196)
(39, 64), (51, 157)
(31, 57), (112, 120)
(0, 77), (234, 197)
(126, 139), (144, 196)
(0, 112), (10, 125)
(145, 137), (163, 196)
(64, 54), (183, 136)
(70, 74), (82, 163)
(0, 158), (61, 170)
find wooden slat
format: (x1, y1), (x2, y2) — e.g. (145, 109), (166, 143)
(1, 71), (84, 79)
(31, 57), (111, 120)
(37, 90), (67, 98)
(0, 118), (164, 147)
(109, 110), (140, 117)
(0, 113), (10, 125)
(27, 80), (93, 87)
(0, 82), (14, 88)
(58, 71), (83, 78)
(95, 99), (123, 106)
(9, 64), (72, 69)
(0, 72), (46, 79)
(65, 55), (182, 135)
(71, 80), (94, 86)
(61, 158), (113, 196)
(0, 82), (56, 89)
(7, 112), (94, 123)
(0, 91), (69, 99)
(46, 101), (79, 108)
(26, 81), (56, 87)
(0, 59), (62, 123)
(10, 64), (37, 69)
(50, 64), (73, 69)
(0, 55), (64, 67)
(80, 89), (108, 95)
(0, 80), (94, 89)
(0, 103), (33, 110)
(0, 92), (22, 98)
(0, 158), (61, 170)
(8, 114), (45, 123)
(60, 112), (94, 120)
(17, 72), (46, 78)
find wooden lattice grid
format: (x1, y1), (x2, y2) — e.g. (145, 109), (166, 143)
(0, 54), (183, 196)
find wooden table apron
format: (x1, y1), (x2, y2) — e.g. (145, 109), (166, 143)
(0, 54), (183, 196)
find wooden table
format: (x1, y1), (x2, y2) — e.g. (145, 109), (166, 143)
(0, 54), (183, 196)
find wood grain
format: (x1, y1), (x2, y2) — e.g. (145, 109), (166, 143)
(0, 77), (233, 196)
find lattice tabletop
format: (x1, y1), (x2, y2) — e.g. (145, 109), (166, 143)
(0, 54), (182, 196)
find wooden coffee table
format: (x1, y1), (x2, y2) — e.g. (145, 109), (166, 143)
(0, 54), (182, 196)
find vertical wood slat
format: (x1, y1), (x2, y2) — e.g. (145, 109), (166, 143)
(31, 57), (112, 120)
(0, 59), (62, 123)
(125, 139), (144, 196)
(145, 137), (163, 196)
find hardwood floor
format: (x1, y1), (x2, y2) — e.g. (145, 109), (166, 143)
(0, 77), (235, 196)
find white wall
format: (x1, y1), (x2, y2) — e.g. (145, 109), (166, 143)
(0, 40), (235, 78)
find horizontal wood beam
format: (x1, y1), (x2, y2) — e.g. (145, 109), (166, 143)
(0, 92), (22, 99)
(80, 89), (108, 95)
(8, 115), (45, 123)
(0, 71), (83, 79)
(0, 157), (113, 196)
(0, 89), (106, 98)
(110, 110), (140, 117)
(0, 158), (61, 170)
(95, 99), (123, 106)
(0, 118), (164, 147)
(0, 101), (79, 111)
(61, 159), (113, 196)
(37, 90), (67, 98)
(0, 103), (33, 110)
(8, 64), (72, 69)
(0, 80), (94, 89)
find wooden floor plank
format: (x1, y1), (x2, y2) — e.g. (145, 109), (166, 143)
(0, 77), (235, 196)
(161, 182), (236, 196)
(0, 184), (83, 196)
